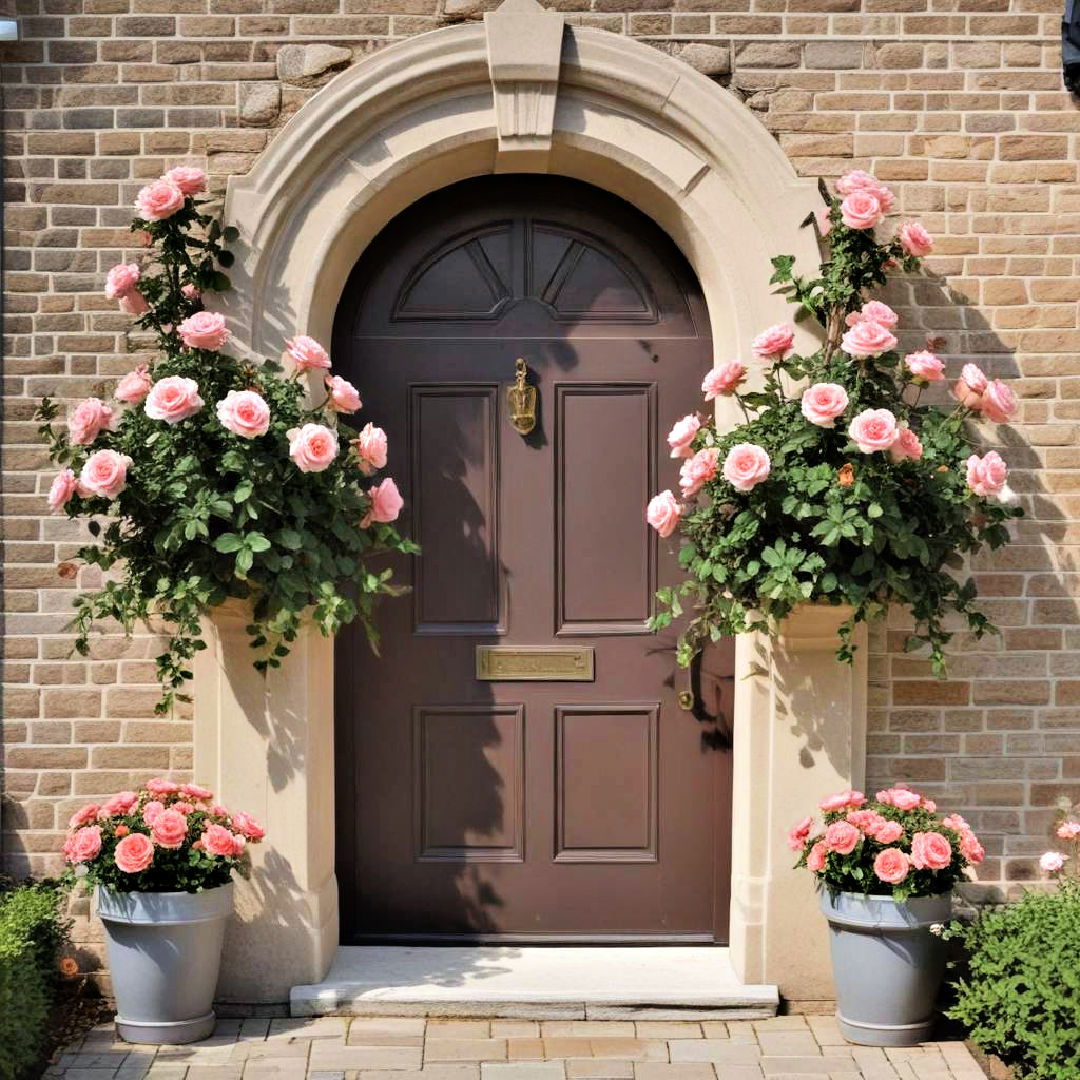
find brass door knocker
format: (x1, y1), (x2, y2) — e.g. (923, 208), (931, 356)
(506, 357), (537, 436)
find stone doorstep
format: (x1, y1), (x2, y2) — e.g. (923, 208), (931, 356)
(289, 947), (778, 1021)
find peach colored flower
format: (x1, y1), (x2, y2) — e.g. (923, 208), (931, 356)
(69, 804), (100, 829)
(285, 335), (330, 372)
(181, 783), (213, 800)
(841, 189), (884, 230)
(141, 801), (166, 826)
(145, 376), (204, 424)
(146, 777), (180, 795)
(824, 820), (862, 855)
(114, 825), (130, 837)
(898, 221), (933, 257)
(69, 398), (115, 446)
(846, 301), (898, 329)
(231, 811), (265, 840)
(848, 408), (899, 454)
(820, 790), (866, 813)
(679, 447), (720, 499)
(889, 426), (923, 463)
(100, 791), (138, 817)
(847, 809), (883, 832)
(114, 832), (155, 873)
(702, 362), (746, 400)
(135, 178), (185, 221)
(1039, 850), (1067, 873)
(942, 813), (968, 832)
(800, 383), (849, 428)
(202, 822), (240, 857)
(288, 423), (339, 473)
(150, 808), (189, 850)
(876, 787), (922, 811)
(806, 840), (828, 873)
(952, 363), (988, 412)
(980, 379), (1016, 424)
(960, 830), (985, 864)
(177, 311), (229, 352)
(874, 847), (910, 884)
(361, 477), (404, 527)
(216, 389), (270, 439)
(105, 263), (140, 299)
(172, 802), (194, 815)
(787, 816), (814, 851)
(115, 364), (153, 405)
(910, 830), (953, 871)
(666, 414), (700, 459)
(353, 423), (388, 476)
(841, 320), (897, 359)
(837, 463), (854, 487)
(646, 490), (681, 539)
(751, 323), (795, 362)
(77, 450), (132, 501)
(904, 350), (944, 382)
(723, 443), (771, 492)
(873, 820), (904, 845)
(966, 451), (1008, 499)
(1057, 821), (1080, 840)
(836, 170), (895, 212)
(66, 825), (102, 863)
(164, 166), (207, 196)
(118, 291), (150, 316)
(325, 375), (361, 414)
(49, 469), (77, 513)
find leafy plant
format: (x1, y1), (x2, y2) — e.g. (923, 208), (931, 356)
(648, 170), (1022, 673)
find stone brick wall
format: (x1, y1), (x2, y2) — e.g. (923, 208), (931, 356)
(2, 0), (1078, 902)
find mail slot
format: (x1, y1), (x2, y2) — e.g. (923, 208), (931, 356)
(476, 645), (595, 681)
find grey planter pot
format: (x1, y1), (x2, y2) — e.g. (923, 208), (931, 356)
(820, 888), (951, 1047)
(97, 882), (234, 1044)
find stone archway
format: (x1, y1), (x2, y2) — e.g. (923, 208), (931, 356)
(194, 0), (867, 1007)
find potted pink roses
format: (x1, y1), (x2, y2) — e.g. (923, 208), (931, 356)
(790, 786), (985, 1046)
(62, 779), (265, 1044)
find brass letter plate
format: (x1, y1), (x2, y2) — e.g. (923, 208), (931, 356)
(476, 645), (595, 682)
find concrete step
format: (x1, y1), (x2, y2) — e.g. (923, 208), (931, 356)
(291, 946), (778, 1020)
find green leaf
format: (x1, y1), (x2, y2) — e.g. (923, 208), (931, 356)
(246, 533), (271, 553)
(213, 533), (244, 553)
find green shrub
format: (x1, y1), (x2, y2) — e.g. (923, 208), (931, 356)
(0, 882), (69, 1080)
(948, 879), (1080, 1080)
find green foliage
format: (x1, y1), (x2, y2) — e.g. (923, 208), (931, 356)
(0, 881), (70, 1080)
(947, 880), (1080, 1080)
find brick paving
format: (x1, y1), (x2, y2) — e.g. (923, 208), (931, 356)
(45, 1016), (986, 1080)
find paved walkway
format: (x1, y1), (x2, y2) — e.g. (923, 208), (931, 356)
(47, 1017), (986, 1080)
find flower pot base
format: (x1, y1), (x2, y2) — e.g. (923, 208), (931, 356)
(835, 1011), (935, 1048)
(116, 1011), (216, 1046)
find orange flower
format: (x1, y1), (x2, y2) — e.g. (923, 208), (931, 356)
(59, 956), (79, 979)
(114, 824), (130, 837)
(937, 464), (949, 473)
(838, 463), (855, 487)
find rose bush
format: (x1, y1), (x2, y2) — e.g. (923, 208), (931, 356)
(37, 168), (417, 712)
(647, 169), (1022, 672)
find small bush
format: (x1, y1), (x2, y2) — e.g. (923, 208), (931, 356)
(948, 879), (1080, 1080)
(0, 881), (69, 1080)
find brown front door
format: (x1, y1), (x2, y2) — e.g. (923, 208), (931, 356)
(333, 176), (732, 942)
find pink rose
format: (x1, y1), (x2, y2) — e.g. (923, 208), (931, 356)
(942, 813), (968, 832)
(1057, 821), (1080, 840)
(181, 283), (201, 301)
(325, 375), (361, 414)
(202, 822), (240, 857)
(68, 398), (115, 445)
(846, 301), (898, 329)
(118, 291), (150, 316)
(361, 477), (404, 527)
(285, 335), (330, 372)
(180, 783), (213, 800)
(889, 426), (923, 463)
(702, 362), (746, 400)
(210, 804), (229, 818)
(898, 221), (934, 258)
(353, 423), (388, 476)
(145, 376), (204, 424)
(667, 414), (700, 459)
(141, 801), (166, 826)
(216, 389), (270, 439)
(230, 811), (265, 840)
(910, 830), (954, 871)
(679, 447), (720, 499)
(873, 847), (910, 885)
(820, 790), (866, 813)
(135, 178), (185, 221)
(848, 408), (899, 454)
(288, 423), (339, 473)
(847, 810), (881, 832)
(646, 490), (681, 539)
(980, 379), (1016, 424)
(800, 383), (849, 428)
(150, 808), (189, 850)
(873, 820), (904, 845)
(841, 189), (884, 230)
(751, 323), (795, 362)
(146, 777), (180, 796)
(164, 166), (207, 196)
(114, 832), (155, 874)
(48, 469), (77, 513)
(66, 825), (102, 864)
(69, 803), (100, 829)
(876, 787), (923, 811)
(966, 451), (1008, 499)
(105, 263), (140, 299)
(723, 443), (771, 492)
(904, 351), (944, 382)
(836, 170), (895, 212)
(841, 320), (898, 359)
(100, 791), (138, 817)
(806, 841), (828, 873)
(77, 450), (131, 501)
(787, 816), (814, 852)
(172, 802), (194, 815)
(177, 311), (229, 352)
(1039, 850), (1067, 873)
(824, 820), (862, 855)
(960, 830), (985, 864)
(115, 364), (153, 405)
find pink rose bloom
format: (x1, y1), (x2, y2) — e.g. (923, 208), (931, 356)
(846, 301), (898, 329)
(69, 803), (100, 829)
(172, 802), (194, 815)
(210, 804), (230, 819)
(288, 423), (339, 473)
(841, 189), (884, 230)
(100, 790), (138, 817)
(836, 170), (895, 212)
(847, 809), (881, 832)
(667, 414), (701, 459)
(354, 423), (388, 476)
(889, 426), (923, 463)
(105, 263), (140, 299)
(646, 490), (681, 539)
(114, 832), (155, 874)
(216, 389), (270, 439)
(150, 808), (189, 850)
(873, 847), (910, 885)
(177, 310), (229, 352)
(141, 801), (166, 826)
(942, 813), (968, 832)
(146, 777), (180, 796)
(1039, 850), (1067, 874)
(800, 383), (849, 428)
(203, 822), (240, 857)
(181, 284), (201, 301)
(788, 816), (814, 851)
(118, 291), (150, 316)
(1057, 821), (1080, 840)
(980, 379), (1017, 424)
(877, 787), (923, 811)
(115, 364), (153, 405)
(966, 451), (1008, 499)
(361, 477), (404, 527)
(66, 825), (102, 864)
(723, 443), (771, 492)
(135, 178), (185, 221)
(285, 335), (330, 372)
(954, 364), (988, 411)
(77, 450), (131, 501)
(960, 830), (985, 864)
(48, 469), (77, 513)
(873, 820), (904, 845)
(325, 375), (362, 414)
(922, 799), (937, 813)
(180, 783), (213, 800)
(898, 221), (934, 258)
(820, 790), (866, 813)
(69, 398), (115, 446)
(841, 320), (898, 359)
(910, 830), (954, 871)
(848, 408), (899, 454)
(904, 351), (945, 382)
(231, 811), (265, 840)
(145, 376), (204, 424)
(679, 447), (720, 499)
(824, 820), (862, 855)
(702, 362), (746, 400)
(751, 323), (795, 362)
(806, 841), (828, 873)
(164, 166), (207, 196)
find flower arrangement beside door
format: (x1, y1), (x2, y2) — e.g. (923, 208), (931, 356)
(35, 166), (418, 714)
(647, 169), (1022, 673)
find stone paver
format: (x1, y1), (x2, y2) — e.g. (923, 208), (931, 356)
(45, 1017), (986, 1080)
